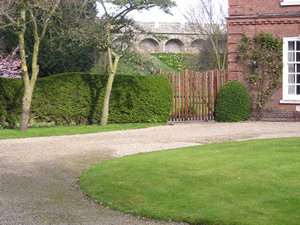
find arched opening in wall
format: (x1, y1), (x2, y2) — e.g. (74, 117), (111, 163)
(190, 39), (204, 52)
(165, 39), (184, 53)
(138, 38), (159, 53)
(112, 38), (129, 50)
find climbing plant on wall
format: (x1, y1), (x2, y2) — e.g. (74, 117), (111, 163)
(238, 32), (283, 119)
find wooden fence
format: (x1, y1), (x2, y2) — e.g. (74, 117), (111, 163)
(162, 69), (228, 122)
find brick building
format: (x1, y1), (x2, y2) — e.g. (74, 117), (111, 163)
(227, 0), (300, 120)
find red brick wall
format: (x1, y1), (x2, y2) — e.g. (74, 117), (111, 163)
(229, 0), (300, 16)
(227, 0), (300, 120)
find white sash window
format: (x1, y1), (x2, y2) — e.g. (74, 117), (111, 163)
(281, 0), (300, 6)
(281, 37), (300, 103)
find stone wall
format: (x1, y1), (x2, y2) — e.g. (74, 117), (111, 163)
(131, 22), (202, 53)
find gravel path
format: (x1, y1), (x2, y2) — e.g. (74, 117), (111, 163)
(1, 121), (300, 225)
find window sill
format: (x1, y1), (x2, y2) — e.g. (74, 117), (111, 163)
(280, 100), (300, 104)
(281, 2), (300, 6)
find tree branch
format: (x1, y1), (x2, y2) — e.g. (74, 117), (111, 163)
(41, 0), (61, 39)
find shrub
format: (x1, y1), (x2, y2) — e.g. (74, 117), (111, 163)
(117, 51), (163, 75)
(0, 73), (173, 127)
(215, 81), (251, 122)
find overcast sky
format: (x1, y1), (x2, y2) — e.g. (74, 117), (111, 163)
(130, 0), (200, 23)
(98, 0), (229, 24)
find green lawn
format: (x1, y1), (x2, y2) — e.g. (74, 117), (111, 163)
(79, 138), (300, 225)
(0, 123), (165, 140)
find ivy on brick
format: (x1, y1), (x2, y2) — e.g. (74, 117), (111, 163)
(238, 32), (283, 119)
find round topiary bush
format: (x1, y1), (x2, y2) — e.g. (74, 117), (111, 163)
(215, 81), (251, 122)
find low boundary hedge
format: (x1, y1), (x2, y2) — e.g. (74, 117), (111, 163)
(0, 73), (173, 127)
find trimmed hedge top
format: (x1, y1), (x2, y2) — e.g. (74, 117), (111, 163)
(215, 81), (251, 122)
(0, 73), (173, 127)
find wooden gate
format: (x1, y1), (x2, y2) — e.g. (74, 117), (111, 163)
(165, 69), (228, 122)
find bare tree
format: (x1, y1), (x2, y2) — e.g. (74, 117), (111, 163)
(0, 0), (96, 130)
(185, 0), (228, 70)
(96, 0), (176, 126)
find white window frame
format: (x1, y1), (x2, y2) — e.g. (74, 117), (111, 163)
(281, 0), (300, 6)
(281, 37), (300, 104)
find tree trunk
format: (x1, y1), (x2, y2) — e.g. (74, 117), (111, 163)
(20, 86), (34, 131)
(19, 39), (39, 131)
(100, 48), (120, 126)
(16, 1), (59, 131)
(100, 71), (115, 126)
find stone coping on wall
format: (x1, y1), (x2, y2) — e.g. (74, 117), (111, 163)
(134, 21), (198, 34)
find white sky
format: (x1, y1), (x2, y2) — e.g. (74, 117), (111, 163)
(130, 0), (200, 23)
(98, 0), (229, 24)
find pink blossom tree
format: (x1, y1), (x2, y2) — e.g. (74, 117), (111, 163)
(0, 47), (22, 79)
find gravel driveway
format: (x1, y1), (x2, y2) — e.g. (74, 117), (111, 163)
(1, 122), (300, 225)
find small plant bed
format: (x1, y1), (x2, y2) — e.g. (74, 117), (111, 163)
(152, 52), (199, 71)
(0, 123), (165, 140)
(79, 138), (300, 225)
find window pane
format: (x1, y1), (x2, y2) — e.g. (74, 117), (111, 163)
(288, 85), (295, 94)
(289, 74), (295, 83)
(297, 74), (300, 84)
(288, 64), (295, 72)
(289, 41), (295, 51)
(297, 52), (300, 62)
(288, 52), (295, 62)
(297, 64), (300, 73)
(297, 85), (300, 95)
(297, 41), (300, 51)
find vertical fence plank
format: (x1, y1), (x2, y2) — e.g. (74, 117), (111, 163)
(195, 73), (198, 120)
(178, 71), (181, 121)
(210, 71), (215, 120)
(206, 72), (209, 121)
(207, 72), (211, 120)
(191, 73), (193, 120)
(213, 70), (218, 102)
(208, 71), (211, 120)
(213, 70), (218, 120)
(192, 71), (196, 121)
(175, 72), (178, 121)
(189, 71), (191, 121)
(199, 73), (202, 121)
(216, 70), (221, 97)
(170, 73), (174, 121)
(196, 73), (199, 120)
(211, 71), (214, 120)
(189, 71), (192, 121)
(184, 70), (188, 121)
(202, 72), (206, 121)
(180, 71), (183, 121)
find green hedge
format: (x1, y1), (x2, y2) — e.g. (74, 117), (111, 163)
(0, 73), (173, 127)
(215, 81), (251, 122)
(0, 78), (23, 127)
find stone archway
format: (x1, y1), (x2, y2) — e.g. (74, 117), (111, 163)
(138, 38), (159, 53)
(112, 38), (129, 50)
(190, 39), (204, 52)
(165, 39), (185, 53)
